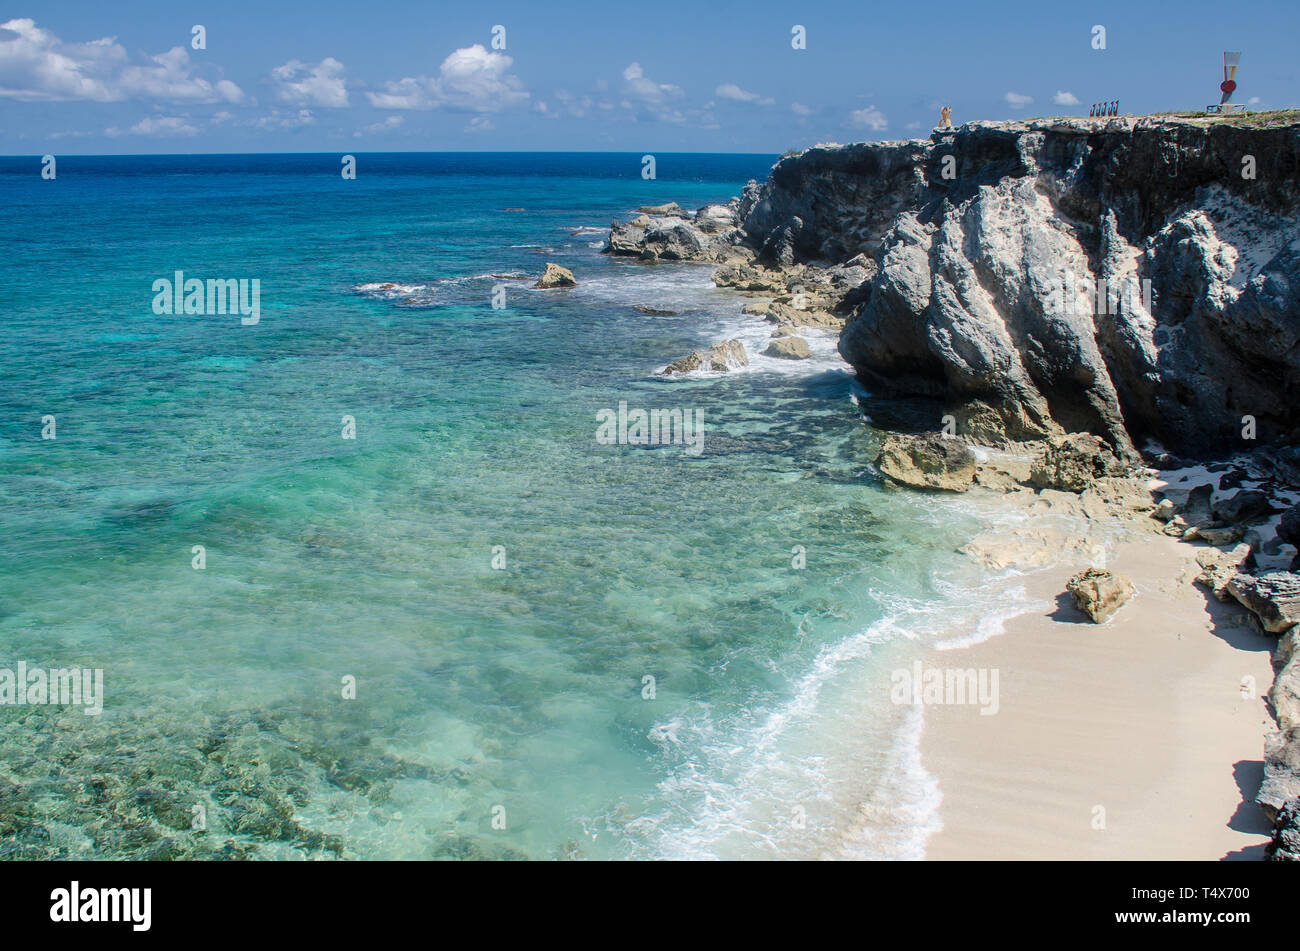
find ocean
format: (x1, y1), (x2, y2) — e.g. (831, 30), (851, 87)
(0, 152), (1019, 859)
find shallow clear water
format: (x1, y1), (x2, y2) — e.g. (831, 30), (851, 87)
(1, 153), (1006, 859)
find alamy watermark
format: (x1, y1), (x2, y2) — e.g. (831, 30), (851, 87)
(152, 271), (260, 324)
(1038, 270), (1153, 317)
(890, 662), (999, 715)
(0, 662), (104, 716)
(595, 401), (705, 455)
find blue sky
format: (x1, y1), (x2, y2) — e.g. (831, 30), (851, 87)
(2, 0), (1297, 153)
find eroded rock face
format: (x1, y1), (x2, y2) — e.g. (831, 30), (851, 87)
(1266, 796), (1300, 861)
(1272, 627), (1300, 733)
(535, 263), (577, 288)
(1228, 571), (1300, 634)
(1259, 728), (1300, 822)
(1066, 567), (1135, 622)
(875, 433), (976, 492)
(1029, 433), (1127, 493)
(737, 118), (1300, 457)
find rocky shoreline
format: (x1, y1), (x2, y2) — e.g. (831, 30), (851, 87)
(602, 116), (1300, 859)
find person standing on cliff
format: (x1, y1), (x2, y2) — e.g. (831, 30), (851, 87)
(938, 106), (953, 131)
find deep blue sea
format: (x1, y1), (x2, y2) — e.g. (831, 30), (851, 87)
(0, 152), (1015, 859)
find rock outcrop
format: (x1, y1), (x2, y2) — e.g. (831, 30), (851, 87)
(535, 263), (577, 288)
(605, 201), (752, 265)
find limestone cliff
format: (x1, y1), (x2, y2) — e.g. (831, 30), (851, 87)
(737, 117), (1300, 458)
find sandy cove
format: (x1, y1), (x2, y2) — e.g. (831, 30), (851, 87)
(920, 484), (1279, 860)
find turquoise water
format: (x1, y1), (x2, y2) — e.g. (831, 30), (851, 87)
(1, 153), (998, 859)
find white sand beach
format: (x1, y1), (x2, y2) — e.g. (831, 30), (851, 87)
(921, 532), (1278, 860)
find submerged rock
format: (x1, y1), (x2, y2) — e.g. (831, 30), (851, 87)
(535, 263), (577, 288)
(875, 433), (977, 493)
(763, 336), (811, 360)
(660, 339), (748, 375)
(1065, 567), (1135, 623)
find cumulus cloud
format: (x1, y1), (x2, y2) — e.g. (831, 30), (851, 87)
(0, 19), (243, 104)
(791, 102), (813, 116)
(1052, 90), (1079, 105)
(848, 106), (888, 131)
(0, 17), (123, 101)
(271, 57), (347, 108)
(367, 45), (527, 111)
(1004, 91), (1033, 109)
(715, 83), (773, 106)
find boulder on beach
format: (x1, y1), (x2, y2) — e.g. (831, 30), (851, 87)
(1065, 567), (1135, 623)
(535, 263), (577, 288)
(1194, 544), (1255, 602)
(763, 336), (811, 360)
(875, 433), (977, 493)
(1211, 489), (1272, 526)
(1227, 571), (1300, 634)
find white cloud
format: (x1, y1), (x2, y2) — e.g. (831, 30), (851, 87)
(367, 45), (527, 112)
(0, 18), (123, 101)
(1052, 90), (1079, 106)
(1004, 92), (1033, 109)
(623, 62), (681, 104)
(466, 115), (494, 132)
(0, 19), (243, 104)
(271, 57), (347, 108)
(552, 89), (594, 118)
(1248, 96), (1262, 105)
(715, 83), (773, 106)
(620, 62), (687, 121)
(848, 106), (888, 131)
(107, 115), (199, 137)
(359, 115), (403, 134)
(129, 115), (198, 136)
(120, 47), (243, 103)
(791, 102), (813, 116)
(253, 108), (316, 130)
